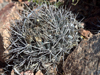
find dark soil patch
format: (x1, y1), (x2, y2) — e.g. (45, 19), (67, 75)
(64, 0), (100, 34)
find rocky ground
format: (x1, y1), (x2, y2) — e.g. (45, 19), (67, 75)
(63, 33), (100, 75)
(0, 0), (100, 75)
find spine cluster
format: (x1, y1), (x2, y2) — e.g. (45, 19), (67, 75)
(6, 3), (84, 74)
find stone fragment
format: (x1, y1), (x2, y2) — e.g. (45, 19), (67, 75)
(50, 0), (57, 3)
(63, 33), (100, 75)
(0, 68), (4, 75)
(5, 0), (12, 2)
(19, 0), (22, 2)
(11, 69), (14, 75)
(0, 0), (3, 3)
(36, 70), (43, 75)
(20, 70), (34, 75)
(79, 28), (93, 38)
(0, 3), (20, 62)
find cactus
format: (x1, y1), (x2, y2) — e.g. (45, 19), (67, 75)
(5, 3), (84, 74)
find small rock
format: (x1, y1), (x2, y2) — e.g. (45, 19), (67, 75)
(50, 0), (57, 3)
(79, 28), (93, 38)
(11, 69), (14, 75)
(20, 70), (34, 75)
(5, 0), (12, 2)
(0, 68), (4, 75)
(63, 33), (100, 75)
(19, 0), (22, 2)
(0, 3), (20, 62)
(36, 70), (43, 75)
(0, 0), (3, 3)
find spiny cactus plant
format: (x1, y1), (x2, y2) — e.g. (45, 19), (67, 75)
(5, 2), (84, 74)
